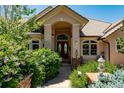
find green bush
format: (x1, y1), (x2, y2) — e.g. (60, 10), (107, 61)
(0, 61), (22, 88)
(79, 60), (98, 73)
(16, 50), (46, 88)
(69, 60), (117, 88)
(105, 61), (117, 73)
(31, 64), (45, 88)
(28, 48), (62, 84)
(2, 78), (19, 88)
(69, 70), (88, 88)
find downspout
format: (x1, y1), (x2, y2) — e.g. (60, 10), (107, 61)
(97, 37), (110, 61)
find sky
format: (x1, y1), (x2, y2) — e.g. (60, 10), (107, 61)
(29, 5), (124, 23)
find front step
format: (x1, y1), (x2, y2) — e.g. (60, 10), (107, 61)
(61, 63), (71, 67)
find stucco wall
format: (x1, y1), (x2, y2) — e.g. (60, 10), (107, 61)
(43, 11), (83, 60)
(105, 30), (124, 64)
(44, 12), (80, 25)
(30, 33), (43, 40)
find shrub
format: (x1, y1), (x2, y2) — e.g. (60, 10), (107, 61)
(31, 64), (45, 87)
(89, 70), (124, 88)
(69, 70), (88, 88)
(29, 48), (62, 82)
(19, 50), (46, 88)
(2, 78), (19, 88)
(0, 61), (22, 88)
(79, 60), (98, 73)
(69, 60), (117, 88)
(104, 61), (117, 73)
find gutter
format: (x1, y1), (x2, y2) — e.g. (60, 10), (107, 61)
(97, 37), (110, 61)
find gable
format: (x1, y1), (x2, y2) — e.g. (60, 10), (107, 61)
(36, 5), (88, 25)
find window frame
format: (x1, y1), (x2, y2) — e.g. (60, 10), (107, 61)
(31, 40), (40, 50)
(82, 40), (97, 56)
(116, 37), (124, 53)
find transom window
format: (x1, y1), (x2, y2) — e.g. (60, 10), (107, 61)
(57, 34), (68, 41)
(32, 40), (39, 50)
(82, 40), (97, 55)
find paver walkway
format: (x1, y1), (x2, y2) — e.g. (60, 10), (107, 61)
(38, 63), (71, 88)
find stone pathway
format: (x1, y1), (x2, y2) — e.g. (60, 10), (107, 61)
(38, 63), (71, 88)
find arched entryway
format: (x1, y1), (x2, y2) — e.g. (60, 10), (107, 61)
(57, 34), (69, 59)
(52, 21), (72, 63)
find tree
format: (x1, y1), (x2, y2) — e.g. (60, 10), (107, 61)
(0, 5), (41, 87)
(0, 5), (36, 21)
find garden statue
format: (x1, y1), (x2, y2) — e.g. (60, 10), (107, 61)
(97, 56), (105, 80)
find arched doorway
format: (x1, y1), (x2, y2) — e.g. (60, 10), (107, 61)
(52, 21), (72, 63)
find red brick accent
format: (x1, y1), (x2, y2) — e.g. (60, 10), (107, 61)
(17, 73), (33, 88)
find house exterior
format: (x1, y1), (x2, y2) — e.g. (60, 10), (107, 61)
(29, 5), (124, 65)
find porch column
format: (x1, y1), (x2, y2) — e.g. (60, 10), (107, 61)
(44, 24), (52, 49)
(72, 24), (80, 66)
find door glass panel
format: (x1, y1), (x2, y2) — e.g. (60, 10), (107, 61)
(64, 43), (67, 54)
(58, 43), (61, 52)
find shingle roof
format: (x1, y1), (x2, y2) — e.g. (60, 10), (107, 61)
(32, 5), (124, 38)
(102, 19), (124, 38)
(81, 19), (111, 36)
(35, 6), (54, 20)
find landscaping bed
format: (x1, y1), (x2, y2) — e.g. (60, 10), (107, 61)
(69, 60), (117, 88)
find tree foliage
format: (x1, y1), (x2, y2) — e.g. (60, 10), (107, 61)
(0, 5), (41, 87)
(0, 5), (36, 21)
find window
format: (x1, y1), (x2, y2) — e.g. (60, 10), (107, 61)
(116, 37), (124, 53)
(32, 40), (39, 50)
(82, 40), (97, 55)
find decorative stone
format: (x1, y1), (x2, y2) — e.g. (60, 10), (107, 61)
(86, 73), (109, 84)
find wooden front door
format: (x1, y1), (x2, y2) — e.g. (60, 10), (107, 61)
(57, 41), (69, 60)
